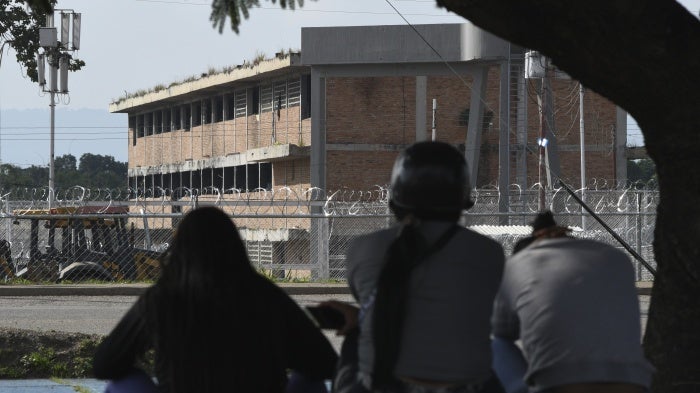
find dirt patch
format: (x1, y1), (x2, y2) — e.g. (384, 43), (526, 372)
(0, 327), (103, 379)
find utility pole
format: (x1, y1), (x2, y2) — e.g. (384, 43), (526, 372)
(37, 10), (81, 210)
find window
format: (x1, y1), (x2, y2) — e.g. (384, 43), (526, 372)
(163, 109), (171, 133)
(203, 99), (212, 125)
(192, 102), (201, 127)
(250, 87), (260, 115)
(223, 166), (235, 189)
(235, 90), (247, 118)
(129, 116), (137, 145)
(259, 162), (272, 190)
(183, 105), (191, 131)
(137, 114), (145, 138)
(225, 93), (235, 120)
(173, 107), (182, 130)
(301, 74), (311, 119)
(203, 168), (214, 188)
(288, 78), (301, 107)
(235, 166), (246, 190)
(260, 84), (273, 113)
(154, 111), (162, 134)
(214, 96), (224, 122)
(144, 112), (153, 136)
(274, 81), (287, 110)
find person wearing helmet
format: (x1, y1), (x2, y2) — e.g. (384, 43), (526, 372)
(322, 141), (506, 393)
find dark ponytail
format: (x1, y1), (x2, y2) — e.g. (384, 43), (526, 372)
(372, 219), (427, 389)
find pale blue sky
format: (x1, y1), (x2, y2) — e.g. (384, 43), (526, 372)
(0, 0), (698, 167)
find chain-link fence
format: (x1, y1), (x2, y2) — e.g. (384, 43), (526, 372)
(0, 183), (657, 283)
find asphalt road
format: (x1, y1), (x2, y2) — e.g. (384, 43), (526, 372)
(0, 293), (356, 352)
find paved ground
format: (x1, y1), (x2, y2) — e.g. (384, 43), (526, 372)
(0, 282), (651, 393)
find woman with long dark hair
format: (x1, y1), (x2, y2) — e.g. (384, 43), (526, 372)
(93, 206), (337, 393)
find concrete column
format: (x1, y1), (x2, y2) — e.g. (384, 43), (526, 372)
(310, 70), (327, 191)
(310, 69), (329, 279)
(465, 66), (488, 189)
(543, 76), (561, 187)
(515, 64), (528, 189)
(615, 107), (628, 185)
(498, 61), (510, 221)
(415, 76), (427, 142)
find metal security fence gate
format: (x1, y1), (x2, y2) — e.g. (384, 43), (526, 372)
(0, 185), (658, 283)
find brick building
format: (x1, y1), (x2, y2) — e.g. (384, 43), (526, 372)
(111, 23), (626, 203)
(110, 23), (627, 277)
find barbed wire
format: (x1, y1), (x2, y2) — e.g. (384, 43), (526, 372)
(0, 178), (659, 217)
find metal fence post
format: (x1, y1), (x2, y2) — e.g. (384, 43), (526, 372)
(636, 191), (643, 281)
(318, 217), (330, 280)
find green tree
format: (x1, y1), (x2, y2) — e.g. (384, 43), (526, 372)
(77, 153), (127, 189)
(0, 154), (126, 191)
(1, 0), (84, 83)
(208, 1), (700, 390)
(210, 0), (307, 33)
(628, 159), (658, 186)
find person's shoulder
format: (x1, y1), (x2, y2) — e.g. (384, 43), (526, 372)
(349, 227), (398, 248)
(571, 238), (628, 255)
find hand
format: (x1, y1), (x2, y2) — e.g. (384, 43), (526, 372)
(319, 300), (359, 336)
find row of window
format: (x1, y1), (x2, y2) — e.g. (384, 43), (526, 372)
(129, 75), (311, 144)
(129, 163), (273, 194)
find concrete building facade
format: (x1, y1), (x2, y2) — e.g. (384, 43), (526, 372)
(110, 23), (627, 277)
(111, 23), (626, 205)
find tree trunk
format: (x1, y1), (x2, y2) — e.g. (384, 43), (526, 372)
(436, 0), (700, 391)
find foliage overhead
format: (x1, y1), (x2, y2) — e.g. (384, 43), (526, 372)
(1, 0), (84, 83)
(210, 0), (309, 33)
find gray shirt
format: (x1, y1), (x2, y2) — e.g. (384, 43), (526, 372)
(346, 221), (505, 383)
(492, 237), (655, 391)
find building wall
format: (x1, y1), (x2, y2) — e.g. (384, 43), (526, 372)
(125, 65), (620, 194)
(323, 69), (619, 190)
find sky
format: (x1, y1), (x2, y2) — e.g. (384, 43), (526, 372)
(0, 0), (698, 168)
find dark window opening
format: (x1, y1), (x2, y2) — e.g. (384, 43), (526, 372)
(145, 175), (154, 196)
(225, 93), (235, 120)
(163, 109), (171, 133)
(260, 162), (272, 190)
(203, 168), (213, 188)
(183, 105), (191, 131)
(181, 171), (191, 189)
(174, 107), (182, 130)
(235, 166), (246, 190)
(250, 87), (260, 115)
(247, 164), (260, 190)
(144, 113), (153, 136)
(214, 96), (224, 122)
(130, 116), (137, 145)
(223, 167), (235, 190)
(192, 170), (202, 190)
(137, 115), (144, 138)
(215, 168), (225, 189)
(154, 111), (163, 134)
(203, 100), (212, 125)
(192, 102), (201, 127)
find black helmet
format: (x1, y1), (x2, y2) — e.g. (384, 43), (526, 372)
(389, 141), (474, 220)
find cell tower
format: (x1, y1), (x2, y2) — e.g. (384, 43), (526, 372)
(36, 9), (82, 209)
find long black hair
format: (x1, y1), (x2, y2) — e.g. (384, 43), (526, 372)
(150, 206), (280, 392)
